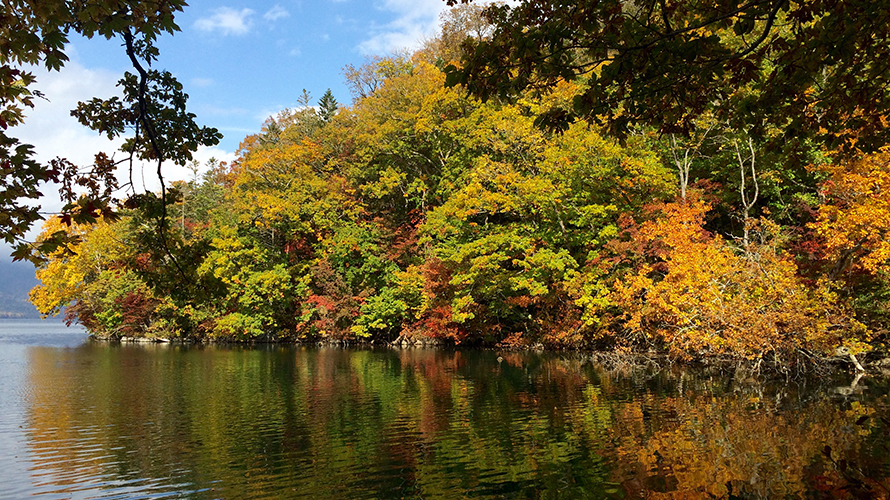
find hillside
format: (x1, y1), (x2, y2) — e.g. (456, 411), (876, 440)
(0, 260), (40, 318)
(21, 5), (890, 365)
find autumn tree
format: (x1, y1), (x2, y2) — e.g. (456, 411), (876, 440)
(343, 57), (481, 218)
(420, 93), (675, 345)
(175, 158), (229, 236)
(196, 226), (304, 339)
(2, 0), (219, 261)
(814, 150), (890, 279)
(810, 149), (890, 327)
(444, 0), (890, 153)
(29, 215), (163, 336)
(27, 3), (888, 360)
(255, 89), (343, 145)
(343, 54), (414, 101)
(420, 3), (494, 64)
(608, 195), (866, 362)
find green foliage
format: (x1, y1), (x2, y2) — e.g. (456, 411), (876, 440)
(26, 5), (886, 362)
(317, 89), (339, 124)
(352, 287), (408, 338)
(2, 0), (217, 261)
(445, 0), (890, 154)
(72, 69), (221, 166)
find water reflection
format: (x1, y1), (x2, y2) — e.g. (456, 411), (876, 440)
(20, 345), (890, 499)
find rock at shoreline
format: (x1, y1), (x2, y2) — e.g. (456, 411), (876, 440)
(391, 335), (443, 348)
(95, 336), (179, 344)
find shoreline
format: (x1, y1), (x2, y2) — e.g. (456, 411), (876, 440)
(91, 334), (890, 377)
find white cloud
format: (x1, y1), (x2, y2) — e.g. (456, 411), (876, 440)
(17, 63), (124, 171)
(264, 5), (290, 21)
(191, 77), (215, 87)
(358, 0), (449, 54)
(141, 145), (237, 194)
(194, 7), (255, 36)
(10, 62), (234, 242)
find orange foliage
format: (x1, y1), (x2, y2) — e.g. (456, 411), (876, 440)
(611, 195), (866, 360)
(813, 148), (890, 278)
(592, 393), (888, 499)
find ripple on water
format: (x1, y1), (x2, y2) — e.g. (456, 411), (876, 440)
(3, 343), (889, 499)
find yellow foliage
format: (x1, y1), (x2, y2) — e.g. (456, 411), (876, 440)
(29, 217), (130, 317)
(232, 138), (355, 235)
(611, 197), (866, 359)
(812, 148), (890, 276)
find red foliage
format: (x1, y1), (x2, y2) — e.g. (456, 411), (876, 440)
(387, 217), (421, 263)
(307, 294), (336, 315)
(64, 302), (97, 331)
(404, 304), (467, 343)
(421, 258), (452, 297)
(284, 237), (315, 261)
(304, 260), (361, 338)
(505, 295), (539, 308)
(133, 253), (153, 271)
(114, 291), (159, 337)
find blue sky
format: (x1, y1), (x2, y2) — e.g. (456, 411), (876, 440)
(52, 0), (456, 155)
(154, 0), (455, 151)
(3, 0), (461, 255)
(3, 0), (467, 258)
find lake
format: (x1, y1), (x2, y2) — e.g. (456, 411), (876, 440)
(1, 319), (888, 499)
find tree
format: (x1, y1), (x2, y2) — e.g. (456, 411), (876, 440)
(2, 0), (219, 261)
(317, 89), (338, 123)
(420, 99), (674, 345)
(813, 149), (890, 280)
(810, 149), (890, 327)
(420, 3), (494, 64)
(343, 54), (414, 101)
(732, 134), (759, 251)
(609, 196), (866, 361)
(197, 226), (303, 339)
(28, 215), (164, 337)
(444, 0), (890, 153)
(663, 113), (717, 200)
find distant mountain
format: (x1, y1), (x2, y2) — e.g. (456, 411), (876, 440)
(0, 260), (40, 318)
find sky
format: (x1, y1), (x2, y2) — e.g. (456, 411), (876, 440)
(5, 0), (461, 256)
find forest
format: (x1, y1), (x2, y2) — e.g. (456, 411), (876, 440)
(26, 3), (890, 368)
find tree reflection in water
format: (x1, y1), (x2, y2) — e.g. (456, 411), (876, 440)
(22, 345), (890, 499)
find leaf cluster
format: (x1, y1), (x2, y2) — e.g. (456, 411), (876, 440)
(445, 0), (890, 154)
(26, 5), (886, 364)
(2, 0), (218, 262)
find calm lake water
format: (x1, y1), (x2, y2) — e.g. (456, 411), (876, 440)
(1, 319), (889, 499)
